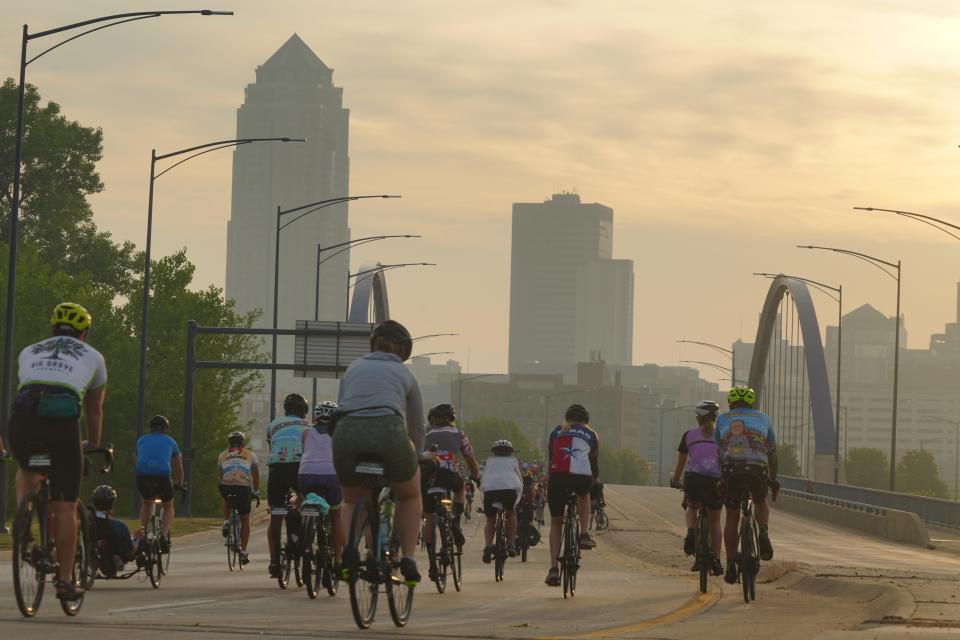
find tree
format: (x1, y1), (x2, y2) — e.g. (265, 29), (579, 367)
(604, 449), (649, 486)
(896, 449), (949, 498)
(777, 443), (801, 477)
(845, 448), (889, 490)
(461, 417), (539, 464)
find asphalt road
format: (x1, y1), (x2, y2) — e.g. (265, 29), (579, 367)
(2, 485), (960, 638)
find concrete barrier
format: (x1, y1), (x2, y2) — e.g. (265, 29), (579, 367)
(773, 493), (932, 548)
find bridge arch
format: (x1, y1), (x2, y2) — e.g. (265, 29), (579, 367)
(748, 276), (837, 479)
(348, 262), (391, 324)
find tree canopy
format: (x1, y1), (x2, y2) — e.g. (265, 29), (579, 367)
(844, 448), (889, 490)
(896, 449), (949, 498)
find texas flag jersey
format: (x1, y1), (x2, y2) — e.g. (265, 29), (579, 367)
(548, 424), (599, 476)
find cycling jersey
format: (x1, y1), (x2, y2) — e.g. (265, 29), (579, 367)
(548, 423), (599, 476)
(715, 409), (777, 466)
(266, 415), (309, 465)
(135, 433), (180, 476)
(17, 335), (107, 398)
(299, 425), (335, 476)
(481, 454), (523, 494)
(422, 425), (475, 475)
(678, 427), (721, 478)
(219, 447), (259, 487)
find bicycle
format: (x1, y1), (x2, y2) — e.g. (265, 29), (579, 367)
(224, 491), (258, 572)
(558, 489), (581, 599)
(592, 502), (609, 531)
(301, 493), (339, 598)
(12, 445), (112, 617)
(344, 457), (414, 629)
(670, 478), (714, 594)
(425, 485), (462, 593)
(723, 467), (776, 604)
(140, 484), (185, 588)
(489, 499), (508, 582)
(464, 490), (473, 521)
(516, 504), (538, 563)
(274, 488), (304, 590)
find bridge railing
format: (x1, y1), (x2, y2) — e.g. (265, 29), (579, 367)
(780, 475), (960, 529)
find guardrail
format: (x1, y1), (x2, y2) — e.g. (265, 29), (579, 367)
(780, 475), (960, 529)
(780, 488), (887, 516)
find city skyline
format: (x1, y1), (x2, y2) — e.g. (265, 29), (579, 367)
(5, 1), (960, 374)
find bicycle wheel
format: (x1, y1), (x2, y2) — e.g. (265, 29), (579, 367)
(13, 492), (46, 618)
(563, 512), (579, 598)
(435, 518), (449, 593)
(596, 508), (609, 531)
(740, 519), (755, 604)
(449, 521), (462, 592)
(302, 518), (319, 599)
(146, 538), (162, 588)
(347, 497), (378, 629)
(493, 515), (505, 582)
(386, 521), (413, 627)
(60, 521), (87, 616)
(226, 512), (240, 572)
(277, 515), (290, 589)
(160, 533), (171, 576)
(697, 512), (710, 594)
(78, 505), (97, 590)
(321, 520), (339, 597)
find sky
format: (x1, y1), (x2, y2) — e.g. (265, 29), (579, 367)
(5, 1), (960, 376)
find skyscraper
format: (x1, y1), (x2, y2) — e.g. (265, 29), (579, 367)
(508, 193), (633, 375)
(226, 34), (350, 407)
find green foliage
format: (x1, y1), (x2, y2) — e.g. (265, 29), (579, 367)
(600, 448), (649, 486)
(777, 443), (801, 477)
(844, 448), (889, 490)
(461, 417), (540, 465)
(896, 449), (949, 498)
(1, 82), (261, 516)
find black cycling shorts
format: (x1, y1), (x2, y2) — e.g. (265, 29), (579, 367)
(683, 472), (722, 511)
(8, 414), (82, 502)
(268, 462), (301, 508)
(137, 475), (174, 502)
(483, 489), (518, 515)
(547, 474), (593, 518)
(420, 466), (464, 514)
(721, 465), (769, 509)
(219, 485), (253, 516)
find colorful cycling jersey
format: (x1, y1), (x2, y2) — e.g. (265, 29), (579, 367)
(18, 336), (107, 398)
(219, 447), (259, 487)
(678, 427), (721, 478)
(715, 408), (777, 466)
(422, 426), (475, 475)
(135, 433), (180, 476)
(266, 415), (309, 465)
(548, 423), (599, 477)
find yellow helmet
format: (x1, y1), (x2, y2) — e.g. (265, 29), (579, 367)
(51, 302), (92, 332)
(727, 385), (757, 406)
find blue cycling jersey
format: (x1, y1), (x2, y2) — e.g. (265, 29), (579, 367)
(715, 408), (777, 466)
(135, 433), (180, 476)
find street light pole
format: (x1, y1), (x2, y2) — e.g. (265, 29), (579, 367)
(0, 7), (233, 535)
(677, 340), (736, 386)
(270, 195), (400, 420)
(797, 246), (901, 491)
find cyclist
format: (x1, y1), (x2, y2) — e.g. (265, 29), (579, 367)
(589, 479), (605, 529)
(135, 414), (184, 550)
(420, 404), (480, 554)
(480, 439), (523, 562)
(299, 401), (344, 571)
(716, 385), (780, 584)
(266, 393), (310, 578)
(670, 400), (724, 576)
(90, 485), (144, 575)
(9, 302), (105, 601)
(333, 319), (425, 585)
(218, 431), (260, 565)
(464, 478), (476, 515)
(544, 404), (599, 587)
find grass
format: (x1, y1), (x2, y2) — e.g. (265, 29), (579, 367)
(0, 516), (224, 551)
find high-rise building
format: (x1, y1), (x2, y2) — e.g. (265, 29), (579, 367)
(226, 34), (350, 419)
(508, 193), (633, 375)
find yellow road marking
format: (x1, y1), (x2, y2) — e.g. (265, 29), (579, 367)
(572, 589), (719, 638)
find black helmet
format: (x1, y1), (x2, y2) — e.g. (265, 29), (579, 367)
(427, 403), (456, 426)
(92, 485), (117, 511)
(565, 404), (589, 424)
(228, 431), (245, 447)
(149, 415), (171, 433)
(371, 319), (413, 361)
(283, 393), (309, 418)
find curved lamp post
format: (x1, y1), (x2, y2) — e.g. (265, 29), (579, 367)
(677, 340), (736, 386)
(798, 245), (901, 491)
(409, 352), (454, 362)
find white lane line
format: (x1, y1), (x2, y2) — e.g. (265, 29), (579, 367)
(108, 598), (218, 614)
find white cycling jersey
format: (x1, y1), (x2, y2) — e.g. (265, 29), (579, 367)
(18, 335), (107, 397)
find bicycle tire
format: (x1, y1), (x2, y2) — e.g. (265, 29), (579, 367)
(596, 509), (609, 531)
(13, 492), (45, 618)
(562, 504), (579, 599)
(347, 496), (378, 629)
(493, 514), (505, 582)
(449, 521), (462, 592)
(226, 512), (239, 572)
(436, 517), (450, 593)
(146, 539), (162, 588)
(79, 505), (97, 590)
(160, 533), (171, 576)
(322, 519), (339, 597)
(277, 515), (291, 589)
(60, 520), (87, 616)
(302, 517), (319, 599)
(740, 518), (754, 604)
(386, 514), (414, 627)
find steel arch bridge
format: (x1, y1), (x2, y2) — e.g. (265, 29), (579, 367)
(748, 275), (839, 481)
(348, 262), (391, 324)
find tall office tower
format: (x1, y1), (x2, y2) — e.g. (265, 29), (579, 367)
(508, 193), (634, 375)
(226, 34), (350, 408)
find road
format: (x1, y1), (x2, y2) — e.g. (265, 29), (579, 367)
(1, 485), (960, 638)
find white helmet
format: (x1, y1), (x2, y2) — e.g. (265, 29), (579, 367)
(491, 439), (514, 453)
(313, 400), (339, 421)
(695, 400), (721, 417)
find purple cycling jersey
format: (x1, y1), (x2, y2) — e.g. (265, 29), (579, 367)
(678, 427), (721, 478)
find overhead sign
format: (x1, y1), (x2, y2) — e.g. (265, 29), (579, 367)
(294, 320), (374, 378)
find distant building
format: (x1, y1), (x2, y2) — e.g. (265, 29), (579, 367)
(408, 358), (462, 411)
(508, 193), (633, 377)
(226, 34), (351, 430)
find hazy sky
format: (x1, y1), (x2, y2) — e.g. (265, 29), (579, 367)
(5, 1), (960, 376)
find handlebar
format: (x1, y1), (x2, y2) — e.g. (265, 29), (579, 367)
(668, 478), (683, 490)
(83, 444), (114, 474)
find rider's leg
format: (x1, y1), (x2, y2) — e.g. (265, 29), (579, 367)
(684, 502), (697, 529)
(268, 514), (282, 559)
(391, 467), (423, 558)
(548, 515), (562, 570)
(453, 486), (466, 523)
(578, 492), (590, 533)
(723, 506), (740, 557)
(139, 498), (151, 529)
(755, 499), (770, 526)
(339, 485), (365, 547)
(708, 508), (723, 557)
(484, 515), (495, 545)
(14, 468), (40, 503)
(423, 512), (435, 546)
(161, 499), (174, 538)
(52, 500), (78, 582)
(506, 506), (518, 542)
(240, 513), (251, 550)
(330, 509), (343, 562)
